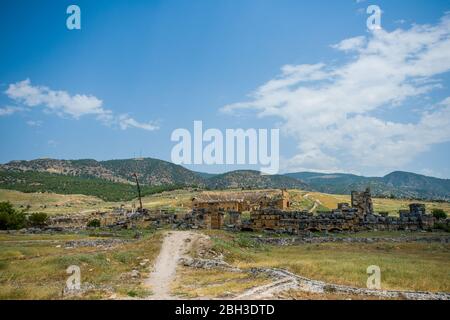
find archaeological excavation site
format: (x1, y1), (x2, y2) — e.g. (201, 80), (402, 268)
(45, 187), (442, 236)
(1, 183), (449, 301)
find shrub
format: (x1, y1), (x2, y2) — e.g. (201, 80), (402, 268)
(28, 212), (49, 228)
(0, 201), (27, 230)
(87, 219), (101, 228)
(434, 222), (450, 232)
(432, 209), (447, 220)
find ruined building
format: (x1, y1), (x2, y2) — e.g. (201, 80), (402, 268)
(248, 189), (435, 234)
(46, 188), (436, 234)
(188, 188), (435, 233)
(188, 190), (290, 230)
(351, 188), (374, 217)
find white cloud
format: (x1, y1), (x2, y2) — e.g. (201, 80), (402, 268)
(0, 106), (25, 116)
(331, 36), (366, 51)
(222, 14), (450, 174)
(26, 120), (43, 127)
(47, 139), (58, 147)
(118, 114), (160, 131)
(4, 79), (159, 131)
(6, 79), (104, 118)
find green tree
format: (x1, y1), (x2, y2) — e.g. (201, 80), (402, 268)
(0, 201), (27, 230)
(432, 208), (447, 220)
(87, 219), (101, 228)
(28, 212), (49, 228)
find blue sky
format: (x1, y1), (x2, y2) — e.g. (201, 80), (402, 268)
(1, 0), (450, 178)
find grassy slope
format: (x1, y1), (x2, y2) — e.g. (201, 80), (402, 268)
(1, 188), (449, 216)
(297, 190), (450, 215)
(0, 189), (108, 215)
(0, 189), (199, 216)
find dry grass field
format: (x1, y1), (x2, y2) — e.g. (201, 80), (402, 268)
(1, 188), (449, 216)
(172, 267), (272, 299)
(203, 231), (450, 294)
(0, 230), (163, 299)
(288, 189), (450, 215)
(0, 189), (197, 216)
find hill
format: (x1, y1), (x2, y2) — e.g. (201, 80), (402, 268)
(1, 158), (449, 200)
(100, 158), (204, 186)
(0, 158), (204, 187)
(0, 158), (306, 191)
(206, 170), (309, 190)
(0, 169), (181, 202)
(285, 171), (450, 200)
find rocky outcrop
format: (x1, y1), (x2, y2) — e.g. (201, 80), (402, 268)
(64, 238), (129, 249)
(179, 257), (241, 272)
(247, 268), (450, 300)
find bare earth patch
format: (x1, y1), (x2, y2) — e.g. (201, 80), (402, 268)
(144, 231), (205, 299)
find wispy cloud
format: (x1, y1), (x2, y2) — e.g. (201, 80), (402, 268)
(118, 114), (160, 131)
(47, 139), (58, 147)
(222, 14), (450, 174)
(0, 106), (25, 116)
(26, 120), (43, 127)
(4, 79), (159, 131)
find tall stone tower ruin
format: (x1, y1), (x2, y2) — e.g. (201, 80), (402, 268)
(351, 188), (374, 217)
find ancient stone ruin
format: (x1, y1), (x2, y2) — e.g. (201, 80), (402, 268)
(249, 190), (435, 234)
(49, 208), (178, 230)
(44, 188), (440, 235)
(186, 188), (436, 234)
(351, 188), (374, 217)
(187, 189), (290, 230)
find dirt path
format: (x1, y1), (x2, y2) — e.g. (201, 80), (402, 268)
(304, 193), (322, 213)
(144, 231), (200, 300)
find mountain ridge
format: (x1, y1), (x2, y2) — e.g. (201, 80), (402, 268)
(1, 158), (449, 200)
(286, 171), (450, 200)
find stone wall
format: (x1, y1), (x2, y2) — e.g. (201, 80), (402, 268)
(250, 209), (359, 234)
(48, 208), (179, 230)
(248, 190), (435, 234)
(46, 189), (439, 235)
(189, 190), (290, 230)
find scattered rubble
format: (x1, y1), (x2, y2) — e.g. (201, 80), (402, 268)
(131, 269), (140, 278)
(179, 257), (241, 272)
(251, 235), (450, 246)
(62, 283), (114, 297)
(64, 238), (129, 249)
(244, 268), (450, 300)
